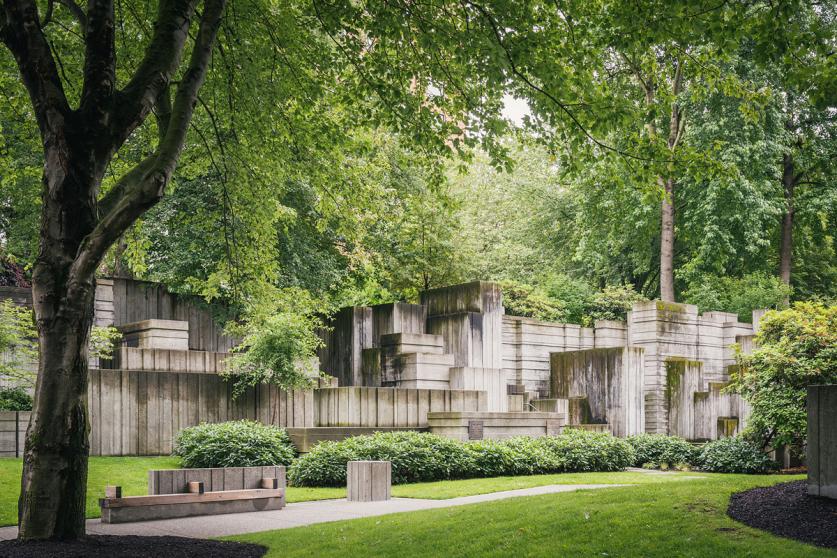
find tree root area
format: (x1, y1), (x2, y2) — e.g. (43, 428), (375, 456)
(727, 480), (837, 549)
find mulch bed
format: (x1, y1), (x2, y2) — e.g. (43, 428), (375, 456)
(0, 535), (266, 557)
(727, 480), (837, 549)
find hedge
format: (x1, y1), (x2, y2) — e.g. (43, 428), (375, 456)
(625, 433), (698, 468)
(288, 429), (635, 487)
(173, 420), (296, 468)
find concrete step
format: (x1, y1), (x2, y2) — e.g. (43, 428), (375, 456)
(382, 352), (455, 389)
(380, 332), (445, 354)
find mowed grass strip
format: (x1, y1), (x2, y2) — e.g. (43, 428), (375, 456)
(232, 475), (825, 558)
(390, 470), (698, 499)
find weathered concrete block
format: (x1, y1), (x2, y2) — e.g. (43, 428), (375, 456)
(809, 385), (837, 499)
(347, 460), (391, 502)
(119, 319), (189, 351)
(550, 347), (644, 437)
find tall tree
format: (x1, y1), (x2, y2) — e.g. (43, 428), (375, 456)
(1, 0), (226, 539)
(0, 0), (516, 539)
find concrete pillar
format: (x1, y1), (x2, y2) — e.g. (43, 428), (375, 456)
(808, 385), (837, 499)
(347, 461), (391, 502)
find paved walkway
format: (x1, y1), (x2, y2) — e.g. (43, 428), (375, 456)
(0, 483), (625, 540)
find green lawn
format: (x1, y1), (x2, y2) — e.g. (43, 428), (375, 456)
(233, 474), (829, 558)
(390, 470), (697, 499)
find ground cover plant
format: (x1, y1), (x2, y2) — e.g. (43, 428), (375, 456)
(173, 420), (296, 468)
(232, 474), (821, 558)
(289, 430), (635, 487)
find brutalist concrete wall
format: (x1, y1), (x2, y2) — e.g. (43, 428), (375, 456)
(502, 316), (595, 396)
(549, 347), (645, 437)
(318, 302), (426, 387)
(808, 385), (837, 499)
(627, 301), (754, 434)
(423, 281), (504, 370)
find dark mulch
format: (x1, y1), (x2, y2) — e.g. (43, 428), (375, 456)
(727, 480), (837, 549)
(0, 535), (266, 558)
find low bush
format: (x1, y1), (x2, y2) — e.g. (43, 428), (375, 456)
(173, 420), (296, 468)
(626, 433), (697, 468)
(289, 429), (635, 487)
(289, 431), (467, 487)
(538, 429), (636, 472)
(0, 386), (32, 411)
(695, 436), (777, 474)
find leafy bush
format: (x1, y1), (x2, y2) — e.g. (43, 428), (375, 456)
(537, 429), (635, 472)
(290, 431), (468, 487)
(626, 434), (697, 468)
(173, 420), (296, 468)
(586, 284), (647, 323)
(695, 436), (777, 474)
(499, 280), (567, 322)
(0, 299), (37, 387)
(289, 429), (634, 487)
(731, 303), (837, 449)
(224, 288), (325, 398)
(0, 386), (33, 411)
(89, 325), (122, 360)
(683, 272), (792, 322)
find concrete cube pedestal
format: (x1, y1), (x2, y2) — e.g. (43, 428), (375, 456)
(347, 461), (391, 502)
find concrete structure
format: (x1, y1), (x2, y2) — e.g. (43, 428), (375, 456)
(1, 278), (760, 453)
(148, 465), (286, 495)
(427, 411), (565, 441)
(548, 347), (645, 437)
(808, 385), (837, 499)
(347, 461), (391, 502)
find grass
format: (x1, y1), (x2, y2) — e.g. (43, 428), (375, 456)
(0, 457), (341, 526)
(232, 474), (830, 557)
(390, 470), (697, 499)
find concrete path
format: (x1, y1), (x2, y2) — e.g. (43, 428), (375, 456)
(0, 483), (625, 540)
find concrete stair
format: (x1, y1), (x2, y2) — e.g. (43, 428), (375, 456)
(382, 352), (456, 389)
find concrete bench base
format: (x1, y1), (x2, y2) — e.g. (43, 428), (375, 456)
(100, 488), (285, 523)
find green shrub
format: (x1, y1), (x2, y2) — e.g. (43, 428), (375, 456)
(682, 272), (792, 322)
(626, 433), (697, 468)
(499, 280), (567, 322)
(695, 436), (777, 474)
(290, 431), (468, 487)
(0, 386), (33, 411)
(173, 420), (296, 468)
(537, 429), (636, 472)
(289, 429), (634, 487)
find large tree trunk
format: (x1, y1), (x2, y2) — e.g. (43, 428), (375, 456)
(779, 153), (795, 292)
(659, 177), (676, 302)
(2, 0), (226, 540)
(18, 144), (99, 539)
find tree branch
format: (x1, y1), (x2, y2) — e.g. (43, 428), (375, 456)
(78, 0), (116, 172)
(1, 0), (71, 137)
(74, 0), (226, 282)
(112, 0), (198, 152)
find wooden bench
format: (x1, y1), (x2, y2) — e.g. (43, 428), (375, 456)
(100, 465), (287, 523)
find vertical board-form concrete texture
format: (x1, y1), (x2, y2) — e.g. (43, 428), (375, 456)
(549, 347), (645, 437)
(809, 385), (837, 499)
(148, 465), (286, 495)
(347, 461), (391, 502)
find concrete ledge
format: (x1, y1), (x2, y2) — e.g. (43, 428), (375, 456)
(100, 489), (285, 523)
(427, 411), (566, 441)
